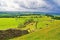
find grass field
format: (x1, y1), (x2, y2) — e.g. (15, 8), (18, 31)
(0, 16), (32, 30)
(0, 18), (17, 30)
(10, 15), (60, 40)
(0, 15), (60, 40)
(11, 25), (60, 40)
(0, 15), (52, 30)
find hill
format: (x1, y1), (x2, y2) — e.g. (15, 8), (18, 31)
(10, 23), (60, 40)
(10, 15), (60, 40)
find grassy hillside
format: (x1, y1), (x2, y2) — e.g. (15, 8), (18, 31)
(9, 15), (60, 40)
(0, 14), (60, 40)
(11, 27), (60, 40)
(0, 15), (52, 30)
(0, 15), (33, 30)
(10, 20), (60, 40)
(0, 18), (18, 30)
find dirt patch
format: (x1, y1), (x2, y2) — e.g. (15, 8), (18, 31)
(0, 29), (29, 40)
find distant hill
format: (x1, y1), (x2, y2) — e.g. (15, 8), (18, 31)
(0, 12), (60, 18)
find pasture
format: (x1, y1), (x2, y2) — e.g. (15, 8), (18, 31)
(0, 15), (60, 40)
(10, 15), (60, 40)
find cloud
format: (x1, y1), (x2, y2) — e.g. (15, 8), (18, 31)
(14, 0), (53, 12)
(0, 0), (60, 13)
(53, 0), (60, 6)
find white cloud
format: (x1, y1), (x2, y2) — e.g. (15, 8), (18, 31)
(0, 0), (60, 12)
(53, 0), (60, 6)
(0, 0), (20, 11)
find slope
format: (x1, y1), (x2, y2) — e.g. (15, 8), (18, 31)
(10, 20), (60, 40)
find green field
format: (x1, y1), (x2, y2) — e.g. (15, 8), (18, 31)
(0, 16), (33, 30)
(0, 18), (17, 30)
(0, 15), (60, 40)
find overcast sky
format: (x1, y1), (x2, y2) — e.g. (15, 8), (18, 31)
(0, 0), (60, 13)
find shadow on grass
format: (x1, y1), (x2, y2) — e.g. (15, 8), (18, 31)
(0, 29), (29, 40)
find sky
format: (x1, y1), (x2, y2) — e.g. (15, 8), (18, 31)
(0, 0), (60, 13)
